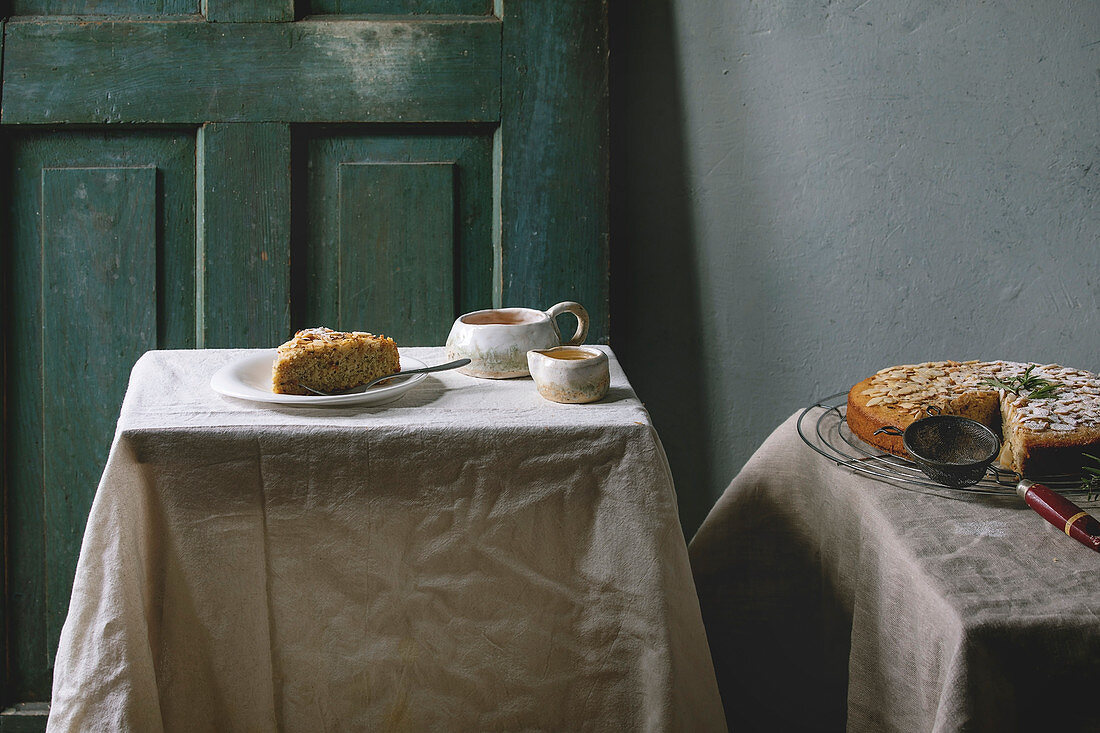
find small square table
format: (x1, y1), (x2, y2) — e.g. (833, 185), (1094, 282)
(48, 347), (726, 732)
(691, 410), (1100, 733)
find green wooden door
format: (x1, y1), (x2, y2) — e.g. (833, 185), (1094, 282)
(0, 0), (608, 718)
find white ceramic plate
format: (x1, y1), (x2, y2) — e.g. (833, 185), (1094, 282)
(210, 350), (428, 407)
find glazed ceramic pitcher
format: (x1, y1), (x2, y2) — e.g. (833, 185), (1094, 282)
(445, 301), (589, 378)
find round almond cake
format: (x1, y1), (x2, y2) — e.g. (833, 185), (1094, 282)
(846, 360), (1100, 477)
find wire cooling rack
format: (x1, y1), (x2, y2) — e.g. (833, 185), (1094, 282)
(797, 393), (1093, 498)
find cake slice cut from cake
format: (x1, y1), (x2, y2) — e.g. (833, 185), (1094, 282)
(271, 327), (400, 395)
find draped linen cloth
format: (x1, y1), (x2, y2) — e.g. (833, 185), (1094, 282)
(48, 347), (725, 733)
(690, 411), (1100, 733)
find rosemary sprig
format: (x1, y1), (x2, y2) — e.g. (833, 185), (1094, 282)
(979, 364), (1062, 399)
(1081, 453), (1100, 501)
(1025, 382), (1060, 399)
(979, 375), (1018, 393)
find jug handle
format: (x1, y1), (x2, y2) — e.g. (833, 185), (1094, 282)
(545, 302), (590, 346)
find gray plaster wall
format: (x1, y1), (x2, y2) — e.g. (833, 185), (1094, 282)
(610, 1), (1100, 536)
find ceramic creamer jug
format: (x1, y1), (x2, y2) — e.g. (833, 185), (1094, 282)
(445, 301), (589, 378)
(527, 346), (610, 403)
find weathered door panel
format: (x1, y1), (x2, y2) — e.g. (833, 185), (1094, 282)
(2, 19), (501, 125)
(41, 165), (158, 656)
(298, 126), (494, 344)
(305, 0), (492, 15)
(338, 162), (455, 343)
(5, 130), (197, 701)
(11, 0), (198, 14)
(499, 2), (610, 321)
(198, 122), (292, 348)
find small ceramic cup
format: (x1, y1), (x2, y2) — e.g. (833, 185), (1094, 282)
(446, 301), (589, 378)
(527, 346), (610, 404)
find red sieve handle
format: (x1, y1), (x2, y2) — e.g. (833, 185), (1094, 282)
(1016, 480), (1100, 553)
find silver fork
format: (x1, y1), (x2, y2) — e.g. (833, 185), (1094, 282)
(298, 357), (470, 396)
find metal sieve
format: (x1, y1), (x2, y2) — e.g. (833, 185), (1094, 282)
(873, 408), (1100, 551)
(874, 410), (1000, 489)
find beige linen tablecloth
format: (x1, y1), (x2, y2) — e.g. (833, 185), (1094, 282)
(691, 410), (1100, 733)
(48, 347), (725, 733)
